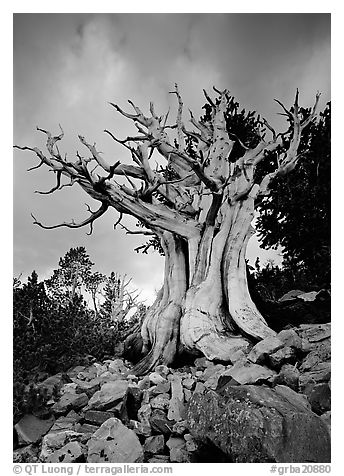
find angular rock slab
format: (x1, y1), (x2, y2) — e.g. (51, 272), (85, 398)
(187, 385), (330, 463)
(86, 380), (128, 411)
(87, 417), (143, 463)
(15, 414), (55, 446)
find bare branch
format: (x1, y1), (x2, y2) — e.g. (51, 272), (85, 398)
(120, 223), (155, 236)
(78, 135), (111, 172)
(203, 89), (216, 109)
(31, 202), (109, 235)
(113, 212), (123, 229)
(35, 171), (62, 195)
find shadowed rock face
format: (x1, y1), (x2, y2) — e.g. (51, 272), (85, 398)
(186, 384), (330, 463)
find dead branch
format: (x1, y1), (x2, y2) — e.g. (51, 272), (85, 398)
(31, 201), (109, 235)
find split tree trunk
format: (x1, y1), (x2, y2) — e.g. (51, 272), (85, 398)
(133, 194), (275, 374)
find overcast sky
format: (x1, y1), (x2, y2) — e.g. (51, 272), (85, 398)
(13, 13), (330, 303)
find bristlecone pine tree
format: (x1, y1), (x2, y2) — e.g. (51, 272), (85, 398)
(15, 85), (320, 374)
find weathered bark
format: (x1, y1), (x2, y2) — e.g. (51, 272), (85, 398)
(133, 231), (187, 374)
(16, 86), (320, 374)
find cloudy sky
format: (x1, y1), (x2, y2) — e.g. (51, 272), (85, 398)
(13, 13), (330, 303)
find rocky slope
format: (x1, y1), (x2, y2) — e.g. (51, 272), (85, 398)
(13, 323), (331, 463)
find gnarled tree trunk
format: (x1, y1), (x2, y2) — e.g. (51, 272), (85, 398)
(16, 85), (320, 375)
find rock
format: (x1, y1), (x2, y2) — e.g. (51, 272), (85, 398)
(149, 372), (167, 385)
(268, 346), (296, 369)
(187, 385), (330, 463)
(273, 364), (300, 391)
(320, 411), (331, 434)
(277, 329), (303, 350)
(306, 382), (331, 415)
(15, 414), (55, 446)
(299, 341), (331, 371)
(273, 385), (311, 411)
(194, 357), (210, 369)
(297, 323), (331, 349)
(107, 359), (129, 374)
(166, 436), (190, 462)
(167, 375), (185, 421)
(66, 365), (87, 378)
(51, 392), (89, 415)
(37, 373), (72, 398)
(123, 386), (143, 421)
(155, 365), (170, 378)
(138, 376), (152, 390)
(184, 389), (192, 402)
(13, 444), (39, 463)
(71, 378), (100, 397)
(194, 382), (206, 394)
(182, 378), (196, 390)
(247, 336), (284, 364)
(137, 403), (152, 437)
(184, 433), (198, 452)
(172, 420), (188, 436)
(217, 360), (276, 387)
(46, 441), (84, 463)
(129, 419), (151, 438)
(204, 368), (229, 390)
(150, 393), (170, 410)
(149, 381), (171, 396)
(279, 290), (305, 302)
(297, 291), (319, 302)
(82, 410), (114, 426)
(299, 362), (331, 393)
(87, 418), (144, 463)
(60, 383), (78, 395)
(50, 414), (80, 433)
(40, 430), (84, 461)
(150, 409), (175, 436)
(148, 455), (170, 463)
(202, 363), (226, 380)
(143, 435), (165, 455)
(86, 380), (128, 411)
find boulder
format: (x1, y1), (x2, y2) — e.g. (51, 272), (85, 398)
(166, 436), (190, 462)
(273, 364), (300, 391)
(15, 414), (55, 446)
(37, 373), (72, 398)
(268, 346), (296, 369)
(150, 393), (170, 410)
(149, 381), (171, 396)
(148, 455), (170, 463)
(320, 411), (331, 435)
(217, 360), (276, 387)
(167, 375), (185, 421)
(13, 444), (40, 463)
(82, 410), (114, 426)
(172, 420), (188, 436)
(187, 384), (330, 463)
(247, 336), (284, 364)
(51, 392), (89, 415)
(87, 418), (144, 463)
(184, 389), (192, 402)
(75, 423), (99, 435)
(71, 378), (100, 397)
(279, 290), (305, 302)
(182, 378), (196, 391)
(150, 409), (175, 436)
(50, 413), (81, 433)
(299, 342), (331, 371)
(155, 365), (170, 378)
(149, 372), (168, 385)
(46, 441), (84, 463)
(40, 430), (84, 462)
(297, 323), (331, 351)
(306, 382), (331, 415)
(276, 329), (303, 350)
(86, 380), (128, 411)
(299, 362), (331, 393)
(143, 435), (165, 455)
(184, 433), (198, 452)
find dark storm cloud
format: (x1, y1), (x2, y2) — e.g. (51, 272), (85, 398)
(13, 13), (330, 302)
